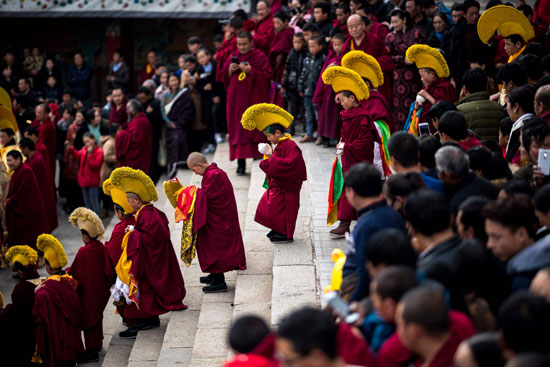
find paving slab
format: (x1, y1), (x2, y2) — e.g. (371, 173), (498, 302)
(191, 327), (229, 359)
(233, 274), (272, 306)
(239, 251), (274, 275)
(197, 302), (234, 329)
(161, 310), (200, 349)
(156, 347), (193, 367)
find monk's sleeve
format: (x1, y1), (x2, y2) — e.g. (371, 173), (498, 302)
(115, 130), (130, 162)
(344, 120), (375, 163)
(6, 172), (30, 216)
(254, 22), (275, 54)
(193, 189), (208, 233)
(260, 146), (301, 180)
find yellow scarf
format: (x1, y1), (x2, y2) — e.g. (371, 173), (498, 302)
(508, 45), (526, 63)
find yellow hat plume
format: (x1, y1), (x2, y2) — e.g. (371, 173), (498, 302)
(69, 207), (105, 240)
(110, 167), (158, 203)
(103, 178), (136, 214)
(6, 245), (38, 267)
(322, 66), (369, 101)
(477, 5), (534, 44)
(241, 103), (293, 132)
(341, 51), (384, 88)
(406, 44), (449, 78)
(37, 234), (68, 269)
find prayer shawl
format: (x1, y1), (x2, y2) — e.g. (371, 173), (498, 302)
(327, 157), (344, 226)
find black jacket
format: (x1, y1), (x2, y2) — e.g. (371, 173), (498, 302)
(298, 52), (326, 97)
(448, 172), (499, 213)
(282, 48), (306, 91)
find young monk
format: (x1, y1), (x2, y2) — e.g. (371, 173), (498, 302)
(34, 234), (85, 367)
(0, 245), (40, 366)
(322, 66), (379, 237)
(242, 103), (307, 243)
(67, 207), (113, 363)
(270, 10), (295, 107)
(182, 152), (247, 293)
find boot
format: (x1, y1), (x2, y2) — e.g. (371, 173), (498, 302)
(236, 159), (246, 175)
(202, 273), (228, 293)
(329, 220), (351, 238)
(200, 273), (214, 284)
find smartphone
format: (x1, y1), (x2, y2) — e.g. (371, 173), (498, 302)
(538, 149), (550, 175)
(324, 292), (360, 324)
(418, 122), (430, 136)
(231, 56), (238, 64)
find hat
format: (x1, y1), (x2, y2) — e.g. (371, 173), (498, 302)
(6, 245), (38, 268)
(322, 66), (370, 101)
(163, 177), (184, 209)
(0, 106), (18, 133)
(110, 167), (158, 203)
(241, 103), (293, 132)
(0, 87), (11, 112)
(103, 178), (136, 214)
(406, 44), (450, 78)
(36, 234), (68, 269)
(69, 207), (105, 240)
(341, 51), (384, 88)
(477, 5), (534, 44)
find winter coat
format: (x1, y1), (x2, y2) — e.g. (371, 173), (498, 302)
(456, 91), (506, 141)
(298, 53), (326, 97)
(100, 135), (116, 184)
(282, 48), (306, 91)
(70, 145), (104, 188)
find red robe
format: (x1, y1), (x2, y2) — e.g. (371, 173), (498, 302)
(32, 117), (56, 179)
(337, 323), (376, 367)
(109, 101), (129, 128)
(255, 139), (307, 238)
(5, 163), (49, 247)
(116, 112), (153, 173)
(419, 78), (458, 123)
(33, 276), (85, 366)
(333, 19), (349, 37)
(25, 152), (58, 232)
(124, 205), (186, 319)
(343, 32), (395, 109)
(215, 36), (237, 83)
(193, 164), (247, 273)
(269, 27), (295, 106)
(67, 239), (113, 349)
(105, 215), (136, 269)
(223, 49), (271, 160)
(338, 107), (378, 221)
(458, 135), (482, 151)
(313, 51), (342, 139)
(36, 140), (51, 177)
(254, 15), (275, 56)
(361, 90), (395, 132)
(369, 18), (390, 42)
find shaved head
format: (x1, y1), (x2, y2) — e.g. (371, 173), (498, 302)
(187, 152), (208, 169)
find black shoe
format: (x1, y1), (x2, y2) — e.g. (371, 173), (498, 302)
(266, 230), (278, 239)
(200, 273), (214, 284)
(270, 234), (293, 243)
(133, 316), (160, 331)
(236, 159), (246, 175)
(77, 350), (100, 364)
(119, 327), (138, 339)
(202, 281), (228, 293)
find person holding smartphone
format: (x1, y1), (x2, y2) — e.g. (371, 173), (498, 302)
(514, 117), (550, 189)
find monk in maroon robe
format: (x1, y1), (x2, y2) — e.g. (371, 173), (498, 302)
(215, 23), (239, 83)
(269, 18), (294, 107)
(108, 89), (129, 128)
(188, 153), (247, 293)
(255, 130), (307, 242)
(116, 101), (153, 173)
(223, 31), (271, 166)
(32, 103), (56, 179)
(25, 126), (52, 178)
(5, 151), (48, 248)
(314, 49), (343, 140)
(19, 138), (58, 232)
(361, 90), (395, 132)
(105, 213), (135, 270)
(253, 1), (275, 56)
(417, 74), (458, 124)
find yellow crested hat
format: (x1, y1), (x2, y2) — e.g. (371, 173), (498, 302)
(406, 44), (449, 78)
(110, 167), (158, 203)
(0, 106), (18, 133)
(322, 66), (369, 101)
(163, 177), (184, 209)
(103, 178), (135, 214)
(0, 87), (11, 112)
(241, 103), (293, 132)
(37, 234), (68, 269)
(69, 207), (105, 240)
(6, 245), (38, 268)
(341, 51), (384, 88)
(477, 5), (534, 44)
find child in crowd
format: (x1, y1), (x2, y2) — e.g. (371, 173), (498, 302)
(225, 315), (276, 366)
(498, 117), (513, 158)
(301, 22), (319, 42)
(282, 32), (307, 135)
(298, 36), (326, 143)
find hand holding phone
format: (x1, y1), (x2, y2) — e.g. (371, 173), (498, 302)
(231, 56), (238, 64)
(323, 292), (360, 324)
(418, 122), (430, 136)
(538, 149), (550, 175)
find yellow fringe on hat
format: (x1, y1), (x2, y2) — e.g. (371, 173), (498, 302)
(36, 234), (68, 269)
(241, 103), (294, 132)
(6, 245), (38, 267)
(322, 66), (370, 101)
(110, 167), (159, 203)
(103, 178), (135, 214)
(163, 178), (184, 209)
(477, 5), (535, 44)
(69, 207), (105, 240)
(406, 44), (450, 78)
(341, 51), (384, 88)
(0, 87), (11, 112)
(0, 106), (18, 133)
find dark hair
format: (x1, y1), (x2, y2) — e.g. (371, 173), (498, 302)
(523, 42), (545, 58)
(344, 162), (382, 198)
(462, 68), (487, 94)
(505, 33), (526, 47)
(213, 34), (224, 43)
(506, 353), (550, 367)
(426, 100), (457, 122)
(457, 196), (490, 242)
(390, 8), (414, 28)
(365, 229), (417, 268)
(432, 11), (450, 25)
(337, 4), (350, 13)
(388, 132), (419, 167)
(14, 261), (35, 273)
(230, 17), (244, 30)
(14, 94), (29, 108)
(401, 285), (450, 337)
(6, 150), (22, 161)
(374, 266), (418, 302)
(184, 55), (197, 65)
(267, 123), (286, 134)
(278, 307), (338, 359)
(313, 1), (331, 14)
(533, 184), (550, 214)
(498, 291), (550, 354)
(24, 126), (39, 137)
(500, 178), (534, 198)
(496, 62), (527, 86)
(418, 135), (441, 169)
(137, 86), (152, 96)
(301, 23), (319, 33)
(237, 30), (253, 40)
(516, 54), (542, 82)
(293, 32), (305, 41)
(479, 139), (502, 153)
(18, 137), (35, 151)
(404, 189), (450, 235)
(521, 116), (550, 152)
(83, 132), (97, 143)
(451, 2), (465, 11)
(466, 333), (505, 367)
(499, 117), (513, 137)
(542, 54), (550, 73)
(422, 0), (436, 8)
(438, 111), (468, 141)
(331, 32), (347, 42)
(154, 61), (166, 69)
(384, 172), (426, 202)
(485, 0), (501, 9)
(109, 123), (120, 136)
(187, 35), (201, 45)
(232, 8), (249, 21)
(0, 128), (15, 137)
(466, 145), (492, 177)
(310, 36), (324, 46)
(507, 84), (536, 114)
(483, 195), (536, 238)
(273, 10), (290, 22)
(228, 315), (270, 354)
(463, 0), (480, 10)
(63, 88), (74, 97)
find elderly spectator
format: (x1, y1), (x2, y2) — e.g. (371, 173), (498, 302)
(534, 85), (550, 122)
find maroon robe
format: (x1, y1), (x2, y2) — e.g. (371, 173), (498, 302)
(109, 101), (128, 128)
(36, 140), (51, 178)
(223, 49), (271, 161)
(105, 215), (136, 269)
(215, 36), (237, 83)
(361, 90), (395, 132)
(337, 323), (376, 367)
(67, 239), (113, 349)
(26, 152), (58, 232)
(343, 32), (395, 110)
(254, 15), (275, 56)
(193, 164), (247, 273)
(420, 78), (458, 123)
(5, 163), (49, 247)
(458, 135), (483, 151)
(124, 205), (186, 319)
(32, 117), (56, 179)
(269, 27), (295, 106)
(116, 112), (153, 173)
(338, 107), (378, 221)
(255, 139), (307, 238)
(313, 51), (342, 139)
(33, 276), (85, 366)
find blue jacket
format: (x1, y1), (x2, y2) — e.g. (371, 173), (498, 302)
(67, 64), (92, 100)
(507, 235), (550, 292)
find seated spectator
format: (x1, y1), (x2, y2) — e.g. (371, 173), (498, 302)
(365, 228), (417, 279)
(534, 85), (550, 121)
(435, 145), (498, 213)
(454, 332), (505, 367)
(383, 172), (426, 214)
(228, 315), (276, 363)
(418, 135), (441, 178)
(532, 185), (550, 240)
(456, 68), (505, 141)
(466, 145), (512, 184)
(388, 132), (446, 196)
(426, 99), (457, 135)
(438, 111), (482, 150)
(514, 116), (550, 189)
(456, 196), (490, 244)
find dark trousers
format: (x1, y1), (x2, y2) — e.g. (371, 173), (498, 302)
(83, 321), (103, 350)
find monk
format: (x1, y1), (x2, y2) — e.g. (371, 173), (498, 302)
(67, 207), (113, 363)
(108, 88), (128, 128)
(0, 127), (22, 176)
(19, 138), (58, 233)
(24, 126), (52, 178)
(34, 234), (85, 367)
(223, 30), (271, 175)
(269, 11), (295, 107)
(0, 246), (40, 367)
(111, 167), (186, 339)
(115, 99), (153, 173)
(187, 152), (247, 293)
(215, 18), (242, 83)
(5, 150), (48, 247)
(32, 103), (56, 178)
(253, 1), (275, 56)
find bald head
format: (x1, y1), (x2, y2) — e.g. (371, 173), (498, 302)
(187, 152), (208, 168)
(347, 14), (366, 40)
(535, 85), (550, 116)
